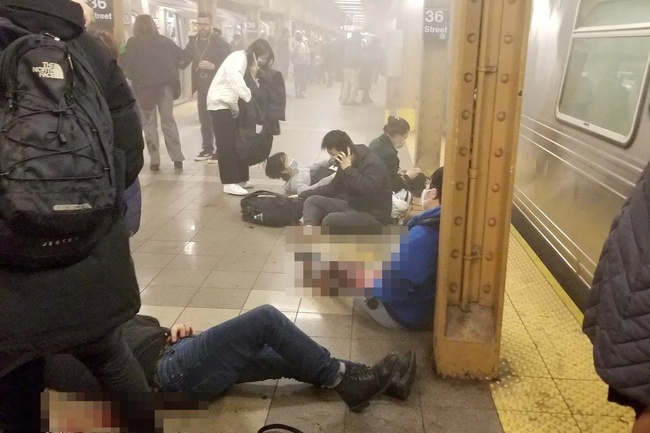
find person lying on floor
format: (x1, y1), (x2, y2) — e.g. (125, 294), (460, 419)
(264, 151), (336, 196)
(361, 167), (444, 330)
(43, 305), (417, 413)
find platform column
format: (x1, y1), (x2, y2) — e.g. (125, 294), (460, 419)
(415, 0), (451, 174)
(433, 0), (532, 378)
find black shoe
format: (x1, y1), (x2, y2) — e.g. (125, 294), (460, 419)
(335, 353), (400, 413)
(384, 350), (416, 401)
(174, 161), (183, 170)
(194, 150), (213, 161)
(150, 164), (160, 171)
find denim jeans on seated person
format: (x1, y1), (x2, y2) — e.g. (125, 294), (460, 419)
(157, 305), (341, 396)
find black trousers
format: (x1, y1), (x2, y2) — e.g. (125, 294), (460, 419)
(212, 109), (249, 185)
(0, 327), (149, 433)
(197, 87), (215, 154)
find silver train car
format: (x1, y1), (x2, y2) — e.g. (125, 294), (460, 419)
(513, 0), (650, 308)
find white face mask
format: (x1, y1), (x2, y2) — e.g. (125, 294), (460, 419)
(286, 158), (298, 171)
(421, 188), (433, 205)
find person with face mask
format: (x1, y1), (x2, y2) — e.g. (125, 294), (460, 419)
(369, 116), (423, 193)
(362, 167), (444, 330)
(265, 152), (335, 196)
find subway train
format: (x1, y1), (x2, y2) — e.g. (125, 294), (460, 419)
(513, 0), (650, 309)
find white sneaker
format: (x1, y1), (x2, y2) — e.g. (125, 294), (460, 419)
(208, 158), (219, 165)
(239, 181), (254, 189)
(223, 184), (248, 196)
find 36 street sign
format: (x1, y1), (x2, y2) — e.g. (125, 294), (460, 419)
(423, 8), (450, 41)
(85, 0), (114, 30)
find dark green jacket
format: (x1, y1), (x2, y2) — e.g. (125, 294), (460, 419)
(369, 134), (407, 192)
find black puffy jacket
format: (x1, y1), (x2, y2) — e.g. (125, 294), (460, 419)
(583, 161), (650, 408)
(0, 0), (144, 378)
(299, 144), (392, 224)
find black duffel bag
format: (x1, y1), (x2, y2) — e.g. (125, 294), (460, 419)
(241, 190), (303, 227)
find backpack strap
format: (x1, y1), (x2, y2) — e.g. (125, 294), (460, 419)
(257, 424), (305, 433)
(415, 216), (440, 231)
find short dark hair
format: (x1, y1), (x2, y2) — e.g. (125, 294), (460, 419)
(133, 15), (158, 36)
(265, 152), (287, 179)
(383, 116), (410, 136)
(198, 11), (212, 20)
(408, 172), (428, 197)
(246, 38), (275, 67)
(321, 130), (354, 153)
(429, 167), (444, 202)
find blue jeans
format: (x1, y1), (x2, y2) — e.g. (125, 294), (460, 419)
(157, 305), (341, 396)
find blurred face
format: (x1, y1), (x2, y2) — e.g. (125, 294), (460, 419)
(256, 51), (273, 67)
(197, 17), (212, 38)
(391, 133), (408, 149)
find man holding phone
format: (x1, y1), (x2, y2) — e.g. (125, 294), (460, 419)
(180, 12), (231, 162)
(299, 130), (392, 226)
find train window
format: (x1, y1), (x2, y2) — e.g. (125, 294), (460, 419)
(557, 0), (650, 145)
(577, 0), (650, 28)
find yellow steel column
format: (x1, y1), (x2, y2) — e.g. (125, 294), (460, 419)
(433, 0), (532, 378)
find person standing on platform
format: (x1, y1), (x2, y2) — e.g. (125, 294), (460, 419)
(207, 39), (275, 196)
(274, 28), (291, 80)
(180, 12), (231, 162)
(122, 14), (185, 171)
(583, 160), (650, 433)
(0, 1), (149, 432)
(340, 32), (362, 106)
(291, 30), (310, 99)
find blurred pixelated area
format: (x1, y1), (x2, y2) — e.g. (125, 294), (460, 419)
(45, 391), (209, 432)
(286, 226), (409, 297)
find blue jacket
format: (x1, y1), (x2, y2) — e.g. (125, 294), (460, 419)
(372, 206), (440, 328)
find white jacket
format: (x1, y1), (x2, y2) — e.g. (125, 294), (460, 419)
(206, 50), (251, 113)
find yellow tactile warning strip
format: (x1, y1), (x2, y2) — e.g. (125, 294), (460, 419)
(492, 229), (635, 433)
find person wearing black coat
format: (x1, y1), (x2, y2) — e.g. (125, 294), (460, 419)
(121, 14), (185, 171)
(300, 130), (392, 226)
(0, 1), (148, 431)
(179, 12), (231, 161)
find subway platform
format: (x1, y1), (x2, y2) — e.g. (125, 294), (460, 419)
(129, 79), (635, 433)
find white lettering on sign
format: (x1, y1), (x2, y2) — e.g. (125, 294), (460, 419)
(423, 8), (450, 41)
(94, 12), (113, 20)
(88, 0), (108, 9)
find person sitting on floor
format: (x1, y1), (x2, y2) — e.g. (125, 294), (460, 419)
(362, 167), (444, 330)
(369, 116), (424, 194)
(265, 152), (336, 196)
(299, 130), (392, 227)
(43, 305), (417, 413)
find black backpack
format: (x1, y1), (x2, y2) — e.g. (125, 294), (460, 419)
(241, 190), (302, 227)
(0, 31), (118, 269)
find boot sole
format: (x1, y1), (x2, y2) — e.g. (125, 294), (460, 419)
(385, 352), (417, 401)
(349, 357), (402, 413)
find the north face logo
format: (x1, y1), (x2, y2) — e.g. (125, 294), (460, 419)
(32, 62), (64, 79)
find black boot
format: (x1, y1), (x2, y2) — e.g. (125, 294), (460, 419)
(384, 350), (417, 401)
(335, 353), (400, 413)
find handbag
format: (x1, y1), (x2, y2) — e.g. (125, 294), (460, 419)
(236, 126), (274, 166)
(257, 424), (305, 433)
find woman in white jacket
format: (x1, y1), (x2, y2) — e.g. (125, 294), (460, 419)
(206, 39), (275, 196)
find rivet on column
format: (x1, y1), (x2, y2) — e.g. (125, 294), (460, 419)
(497, 112), (506, 121)
(454, 216), (463, 226)
(491, 183), (500, 192)
(482, 284), (491, 294)
(451, 250), (460, 259)
(459, 147), (468, 156)
(456, 182), (465, 190)
(449, 283), (459, 292)
(488, 218), (496, 227)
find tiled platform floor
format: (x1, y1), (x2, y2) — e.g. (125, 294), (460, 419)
(131, 80), (635, 433)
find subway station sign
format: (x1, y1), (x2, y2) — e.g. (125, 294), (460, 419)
(86, 0), (114, 30)
(423, 8), (450, 41)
